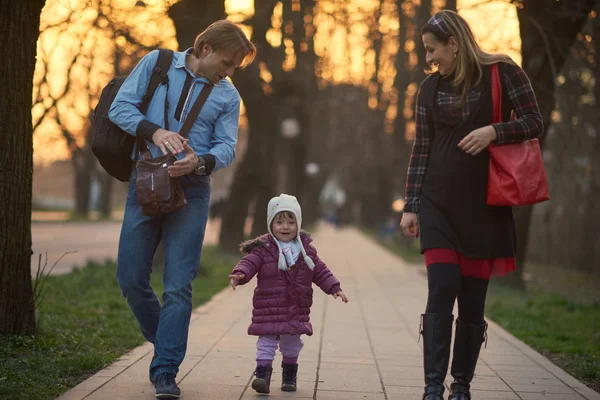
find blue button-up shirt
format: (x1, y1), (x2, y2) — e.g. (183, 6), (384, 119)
(108, 48), (240, 172)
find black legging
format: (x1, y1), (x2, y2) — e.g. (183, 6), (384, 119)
(425, 263), (489, 325)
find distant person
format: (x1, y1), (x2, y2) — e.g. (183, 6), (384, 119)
(399, 10), (543, 400)
(109, 20), (255, 399)
(379, 215), (399, 242)
(229, 194), (348, 394)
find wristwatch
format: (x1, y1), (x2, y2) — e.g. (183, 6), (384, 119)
(193, 155), (206, 175)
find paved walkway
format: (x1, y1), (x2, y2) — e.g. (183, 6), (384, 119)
(57, 226), (599, 400)
(31, 218), (220, 276)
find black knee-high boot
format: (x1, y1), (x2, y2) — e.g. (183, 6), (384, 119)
(448, 320), (488, 400)
(420, 313), (454, 400)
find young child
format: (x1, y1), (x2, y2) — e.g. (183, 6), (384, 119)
(229, 193), (348, 394)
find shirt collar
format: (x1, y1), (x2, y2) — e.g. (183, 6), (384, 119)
(174, 47), (220, 86)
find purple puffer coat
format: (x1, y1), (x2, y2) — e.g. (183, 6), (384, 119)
(231, 232), (341, 336)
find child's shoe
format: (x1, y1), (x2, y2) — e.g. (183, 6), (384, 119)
(281, 362), (298, 391)
(251, 365), (273, 394)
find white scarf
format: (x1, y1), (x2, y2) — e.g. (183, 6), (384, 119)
(278, 240), (302, 270)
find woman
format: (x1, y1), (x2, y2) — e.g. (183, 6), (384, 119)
(399, 10), (543, 400)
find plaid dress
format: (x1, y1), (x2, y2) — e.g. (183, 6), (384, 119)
(404, 62), (543, 278)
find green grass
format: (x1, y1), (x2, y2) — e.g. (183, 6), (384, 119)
(486, 283), (600, 392)
(524, 261), (600, 306)
(363, 231), (600, 393)
(0, 246), (237, 400)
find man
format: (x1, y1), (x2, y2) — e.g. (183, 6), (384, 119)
(109, 20), (255, 399)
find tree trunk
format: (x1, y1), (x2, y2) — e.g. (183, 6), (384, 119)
(392, 0), (434, 246)
(581, 3), (600, 273)
(71, 133), (95, 217)
(251, 179), (276, 238)
(168, 0), (226, 49)
(302, 174), (327, 226)
(282, 0), (317, 200)
(356, 1), (393, 230)
(413, 0), (432, 84)
(394, 0), (417, 194)
(97, 169), (114, 218)
(0, 0), (46, 336)
(219, 165), (258, 252)
(169, 0), (239, 250)
(219, 97), (279, 251)
(505, 0), (595, 287)
(170, 0), (286, 251)
(394, 0), (434, 188)
(444, 0), (457, 11)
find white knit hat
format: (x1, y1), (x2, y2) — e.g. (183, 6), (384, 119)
(267, 194), (315, 271)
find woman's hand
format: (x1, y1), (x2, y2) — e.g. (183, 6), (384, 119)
(400, 212), (419, 238)
(458, 125), (497, 155)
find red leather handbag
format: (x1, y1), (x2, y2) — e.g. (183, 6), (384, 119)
(486, 63), (549, 206)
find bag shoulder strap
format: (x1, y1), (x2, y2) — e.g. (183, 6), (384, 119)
(179, 84), (214, 138)
(140, 48), (174, 114)
(136, 48), (174, 159)
(490, 63), (502, 124)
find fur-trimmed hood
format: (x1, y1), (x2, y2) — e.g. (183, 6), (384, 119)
(240, 231), (312, 254)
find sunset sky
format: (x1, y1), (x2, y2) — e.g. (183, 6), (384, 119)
(32, 0), (520, 164)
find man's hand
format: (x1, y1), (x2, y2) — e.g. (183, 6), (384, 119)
(152, 128), (186, 155)
(458, 125), (496, 156)
(333, 291), (349, 303)
(229, 274), (245, 290)
(168, 142), (199, 177)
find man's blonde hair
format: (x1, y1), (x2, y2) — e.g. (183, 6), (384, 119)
(193, 20), (256, 68)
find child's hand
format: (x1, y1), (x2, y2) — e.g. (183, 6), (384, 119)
(333, 291), (349, 303)
(228, 274), (245, 290)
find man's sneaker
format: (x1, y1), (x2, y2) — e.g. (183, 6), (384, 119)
(281, 362), (298, 391)
(251, 365), (273, 394)
(153, 373), (180, 399)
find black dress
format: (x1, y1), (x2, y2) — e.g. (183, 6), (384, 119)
(418, 65), (517, 259)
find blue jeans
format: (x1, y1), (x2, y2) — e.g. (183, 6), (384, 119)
(117, 173), (210, 380)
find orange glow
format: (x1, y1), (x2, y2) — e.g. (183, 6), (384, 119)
(33, 0), (178, 165)
(34, 0), (520, 164)
(459, 0), (521, 64)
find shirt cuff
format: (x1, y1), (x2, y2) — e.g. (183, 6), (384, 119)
(136, 120), (161, 140)
(403, 203), (419, 214)
(492, 123), (505, 144)
(200, 154), (216, 174)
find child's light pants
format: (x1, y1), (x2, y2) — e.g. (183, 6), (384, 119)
(256, 334), (304, 362)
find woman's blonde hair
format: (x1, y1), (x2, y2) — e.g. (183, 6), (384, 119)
(193, 20), (256, 68)
(422, 10), (515, 104)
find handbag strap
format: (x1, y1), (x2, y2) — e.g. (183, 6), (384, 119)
(138, 82), (213, 160)
(491, 63), (519, 128)
(179, 83), (213, 138)
(490, 63), (502, 124)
